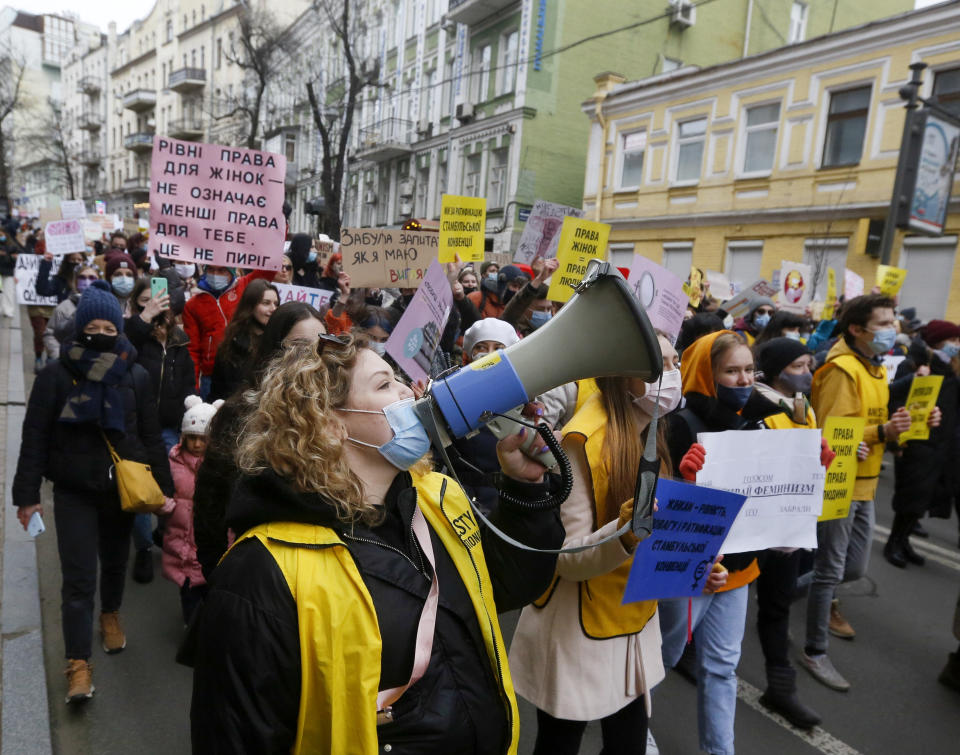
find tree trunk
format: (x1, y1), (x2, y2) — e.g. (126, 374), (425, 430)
(0, 126), (9, 213)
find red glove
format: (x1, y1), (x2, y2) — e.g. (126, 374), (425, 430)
(679, 443), (706, 481)
(820, 436), (836, 470)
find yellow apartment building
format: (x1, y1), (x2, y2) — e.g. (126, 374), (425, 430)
(580, 1), (960, 321)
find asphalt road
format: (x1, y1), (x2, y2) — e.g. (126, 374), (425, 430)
(20, 323), (960, 754)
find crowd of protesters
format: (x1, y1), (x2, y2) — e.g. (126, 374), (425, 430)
(5, 211), (960, 755)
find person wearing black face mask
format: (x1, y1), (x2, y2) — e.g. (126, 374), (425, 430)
(12, 279), (173, 705)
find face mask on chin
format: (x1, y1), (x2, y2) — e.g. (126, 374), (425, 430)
(716, 382), (753, 410)
(337, 398), (432, 470)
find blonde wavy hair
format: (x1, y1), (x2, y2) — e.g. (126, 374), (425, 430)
(235, 331), (387, 525)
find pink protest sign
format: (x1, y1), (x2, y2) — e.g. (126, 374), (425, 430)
(628, 254), (687, 344)
(385, 261), (453, 383)
(149, 136), (286, 271)
(44, 219), (86, 255)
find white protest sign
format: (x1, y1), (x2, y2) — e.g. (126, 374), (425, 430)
(44, 219), (86, 255)
(721, 279), (778, 320)
(14, 254), (58, 306)
(844, 269), (864, 300)
(779, 261), (813, 314)
(706, 270), (733, 300)
(697, 428), (825, 553)
(513, 200), (585, 265)
(882, 354), (906, 383)
(59, 200), (87, 220)
(628, 254), (687, 343)
(273, 282), (334, 312)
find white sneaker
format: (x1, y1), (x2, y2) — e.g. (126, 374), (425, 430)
(646, 729), (660, 755)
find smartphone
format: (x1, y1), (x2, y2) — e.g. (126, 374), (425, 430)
(27, 511), (45, 538)
(151, 276), (168, 298)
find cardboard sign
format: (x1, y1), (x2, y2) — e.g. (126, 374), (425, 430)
(546, 216), (609, 303)
(13, 254), (58, 306)
(38, 207), (61, 228)
(623, 478), (747, 603)
(900, 374), (944, 443)
(706, 270), (733, 300)
(273, 282), (334, 312)
(513, 199), (585, 264)
(149, 136), (287, 271)
(819, 417), (866, 521)
(779, 260), (812, 314)
(844, 268), (864, 300)
(822, 268), (837, 320)
(628, 254), (687, 344)
(340, 227), (436, 288)
(721, 279), (778, 320)
(683, 267), (703, 308)
(876, 264), (907, 297)
(438, 194), (486, 263)
(59, 199), (87, 220)
(44, 219), (86, 255)
(385, 261), (453, 383)
(698, 428), (825, 553)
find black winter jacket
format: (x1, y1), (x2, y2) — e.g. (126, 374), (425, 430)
(190, 468), (565, 754)
(124, 316), (197, 429)
(208, 333), (251, 401)
(0, 242), (17, 277)
(13, 355), (174, 505)
(34, 257), (72, 302)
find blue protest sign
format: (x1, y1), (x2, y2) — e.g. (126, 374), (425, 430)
(623, 478), (747, 603)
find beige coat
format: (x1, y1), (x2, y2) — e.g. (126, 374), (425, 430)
(508, 440), (665, 721)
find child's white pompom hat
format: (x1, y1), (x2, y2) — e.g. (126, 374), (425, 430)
(181, 396), (224, 435)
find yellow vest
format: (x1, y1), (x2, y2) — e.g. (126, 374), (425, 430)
(574, 378), (599, 415)
(230, 472), (520, 755)
(820, 354), (888, 486)
(536, 393), (657, 639)
(764, 405), (817, 430)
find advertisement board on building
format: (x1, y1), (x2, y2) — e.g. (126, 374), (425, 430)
(906, 110), (960, 236)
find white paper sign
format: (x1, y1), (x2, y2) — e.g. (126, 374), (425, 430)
(44, 220), (86, 255)
(59, 199), (87, 220)
(779, 261), (813, 314)
(882, 354), (906, 383)
(272, 282), (334, 311)
(513, 200), (585, 264)
(697, 428), (825, 553)
(844, 269), (864, 300)
(13, 254), (58, 306)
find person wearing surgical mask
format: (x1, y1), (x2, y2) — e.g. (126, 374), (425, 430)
(359, 308), (396, 357)
(734, 297), (776, 346)
(182, 265), (240, 399)
(754, 310), (807, 348)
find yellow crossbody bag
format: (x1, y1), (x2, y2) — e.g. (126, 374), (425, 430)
(101, 431), (165, 514)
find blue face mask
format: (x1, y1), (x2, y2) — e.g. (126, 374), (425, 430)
(867, 327), (897, 355)
(530, 310), (552, 329)
(753, 313), (771, 329)
(941, 343), (960, 360)
(487, 272), (499, 283)
(111, 276), (134, 296)
(206, 272), (231, 292)
(307, 250), (318, 263)
(716, 383), (753, 410)
(340, 398), (432, 470)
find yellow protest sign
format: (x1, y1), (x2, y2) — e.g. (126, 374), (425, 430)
(819, 417), (866, 521)
(683, 267), (703, 308)
(900, 374), (943, 443)
(438, 194), (486, 263)
(546, 217), (609, 303)
(822, 268), (837, 319)
(876, 265), (907, 297)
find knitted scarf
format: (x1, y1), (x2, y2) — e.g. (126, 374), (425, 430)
(58, 336), (136, 434)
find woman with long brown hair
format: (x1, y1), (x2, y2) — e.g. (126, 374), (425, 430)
(208, 278), (278, 400)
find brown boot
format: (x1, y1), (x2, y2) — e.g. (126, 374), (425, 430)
(100, 611), (126, 654)
(65, 659), (94, 704)
(828, 599), (855, 639)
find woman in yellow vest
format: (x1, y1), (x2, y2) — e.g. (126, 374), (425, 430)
(189, 333), (565, 754)
(509, 333), (699, 755)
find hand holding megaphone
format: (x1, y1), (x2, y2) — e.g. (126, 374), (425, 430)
(496, 426), (553, 484)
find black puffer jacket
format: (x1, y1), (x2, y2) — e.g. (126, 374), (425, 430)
(124, 316), (196, 429)
(190, 468), (565, 754)
(12, 354), (174, 505)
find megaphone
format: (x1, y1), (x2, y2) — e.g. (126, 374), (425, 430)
(415, 258), (662, 447)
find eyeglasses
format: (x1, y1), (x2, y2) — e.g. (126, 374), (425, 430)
(77, 275), (99, 281)
(316, 333), (349, 356)
(281, 265), (293, 271)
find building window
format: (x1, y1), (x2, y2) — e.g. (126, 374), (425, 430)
(822, 86), (871, 168)
(662, 57), (682, 73)
(166, 20), (173, 43)
(416, 165), (430, 217)
(464, 153), (482, 196)
(788, 2), (808, 44)
(725, 240), (763, 289)
(423, 68), (437, 122)
(618, 131), (646, 188)
(662, 241), (693, 281)
(899, 235), (959, 321)
(499, 31), (519, 95)
(473, 45), (491, 103)
(933, 67), (960, 116)
(802, 237), (849, 300)
(675, 117), (706, 182)
(216, 39), (222, 69)
(487, 148), (508, 208)
(741, 103), (780, 174)
(285, 134), (296, 163)
(435, 158), (447, 217)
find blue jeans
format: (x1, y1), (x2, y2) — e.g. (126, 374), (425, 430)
(660, 586), (749, 755)
(134, 429), (179, 551)
(161, 427), (180, 454)
(199, 375), (212, 401)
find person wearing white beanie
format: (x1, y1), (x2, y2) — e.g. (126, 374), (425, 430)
(462, 317), (520, 362)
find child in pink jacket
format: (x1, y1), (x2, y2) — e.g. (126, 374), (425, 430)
(161, 396), (223, 625)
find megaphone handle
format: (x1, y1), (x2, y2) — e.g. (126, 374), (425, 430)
(495, 422), (573, 511)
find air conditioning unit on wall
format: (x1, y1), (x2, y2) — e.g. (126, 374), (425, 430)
(670, 1), (696, 28)
(398, 177), (415, 197)
(364, 190), (378, 205)
(455, 101), (475, 123)
(399, 200), (413, 216)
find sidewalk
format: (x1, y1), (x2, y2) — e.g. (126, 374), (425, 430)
(0, 307), (53, 755)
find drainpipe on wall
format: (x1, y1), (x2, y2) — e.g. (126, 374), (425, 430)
(743, 0), (753, 57)
(590, 72), (625, 223)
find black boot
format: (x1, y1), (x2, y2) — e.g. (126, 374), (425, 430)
(902, 516), (926, 566)
(760, 665), (821, 729)
(884, 514), (908, 568)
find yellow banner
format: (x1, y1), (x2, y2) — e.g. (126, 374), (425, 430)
(823, 268), (837, 319)
(900, 374), (943, 443)
(876, 264), (907, 297)
(683, 267), (703, 308)
(819, 416), (867, 521)
(546, 217), (610, 303)
(438, 194), (486, 263)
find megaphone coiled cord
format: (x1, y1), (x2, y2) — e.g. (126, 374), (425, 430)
(494, 420), (573, 511)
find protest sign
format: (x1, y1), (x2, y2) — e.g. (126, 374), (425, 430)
(822, 268), (838, 319)
(706, 270), (733, 300)
(683, 267), (703, 308)
(876, 264), (907, 297)
(900, 374), (944, 443)
(13, 255), (58, 306)
(59, 199), (87, 220)
(623, 478), (748, 603)
(94, 200), (106, 215)
(844, 269), (864, 300)
(546, 216), (609, 303)
(438, 194), (486, 263)
(38, 207), (61, 227)
(882, 354), (906, 382)
(720, 279), (778, 320)
(340, 227), (436, 288)
(44, 219), (86, 255)
(513, 199), (584, 264)
(123, 218), (140, 237)
(273, 282), (334, 312)
(149, 136), (287, 271)
(779, 260), (812, 314)
(82, 219), (104, 242)
(697, 428), (825, 552)
(385, 261), (453, 383)
(628, 254), (687, 343)
(819, 417), (866, 521)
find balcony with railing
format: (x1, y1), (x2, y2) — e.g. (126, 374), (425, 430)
(446, 0), (514, 25)
(79, 149), (101, 166)
(78, 75), (101, 95)
(169, 67), (206, 93)
(78, 111), (101, 131)
(122, 88), (157, 112)
(124, 132), (155, 153)
(168, 117), (204, 140)
(123, 177), (150, 194)
(357, 118), (413, 161)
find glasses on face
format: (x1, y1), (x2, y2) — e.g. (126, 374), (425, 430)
(77, 275), (98, 282)
(281, 265), (293, 271)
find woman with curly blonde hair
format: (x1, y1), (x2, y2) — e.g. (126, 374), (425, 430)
(190, 332), (565, 754)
